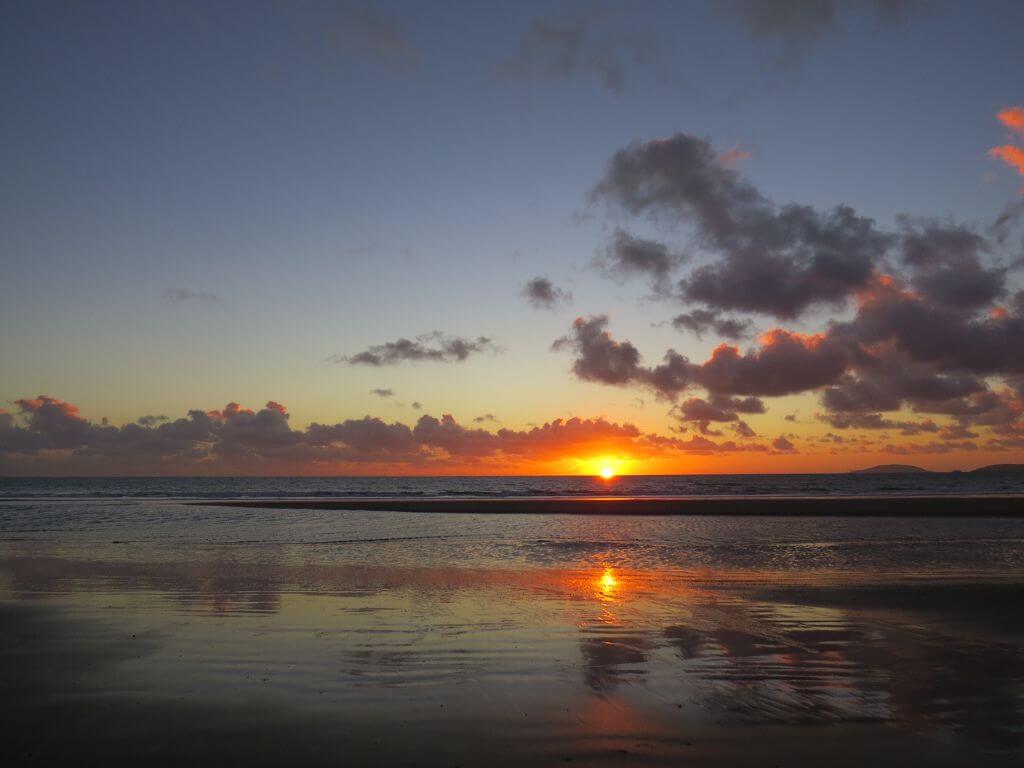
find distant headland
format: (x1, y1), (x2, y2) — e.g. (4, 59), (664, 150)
(851, 464), (1024, 474)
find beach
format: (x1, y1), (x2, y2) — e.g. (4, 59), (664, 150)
(3, 487), (1024, 766)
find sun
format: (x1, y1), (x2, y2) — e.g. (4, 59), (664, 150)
(599, 466), (616, 480)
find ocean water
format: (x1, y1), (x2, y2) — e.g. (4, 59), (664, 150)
(2, 471), (1024, 499)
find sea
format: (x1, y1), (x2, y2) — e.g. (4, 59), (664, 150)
(3, 471), (1024, 500)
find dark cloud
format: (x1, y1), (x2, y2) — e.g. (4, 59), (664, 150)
(898, 219), (1007, 310)
(522, 276), (572, 309)
(165, 288), (219, 304)
(494, 10), (659, 94)
(554, 316), (849, 399)
(328, 4), (422, 71)
(815, 276), (1024, 428)
(582, 131), (1023, 443)
(369, 388), (395, 398)
(672, 309), (752, 340)
(552, 315), (694, 400)
(473, 413), (499, 423)
(771, 435), (798, 453)
(732, 420), (757, 438)
(599, 229), (686, 293)
(672, 395), (765, 436)
(411, 401), (423, 410)
(818, 411), (939, 435)
(593, 133), (889, 319)
(838, 280), (1024, 377)
(137, 415), (168, 427)
(726, 0), (926, 66)
(695, 330), (849, 396)
(673, 394), (765, 422)
(335, 332), (497, 366)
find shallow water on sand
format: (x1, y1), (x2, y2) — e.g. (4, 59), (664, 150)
(2, 499), (1024, 766)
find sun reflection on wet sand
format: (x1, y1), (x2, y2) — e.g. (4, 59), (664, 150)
(597, 566), (619, 599)
(2, 536), (1024, 766)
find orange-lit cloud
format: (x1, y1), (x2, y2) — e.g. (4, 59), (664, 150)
(991, 107), (1024, 182)
(989, 144), (1024, 178)
(996, 106), (1024, 135)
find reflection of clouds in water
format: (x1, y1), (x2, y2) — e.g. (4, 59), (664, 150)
(2, 553), (1024, 749)
(579, 634), (650, 692)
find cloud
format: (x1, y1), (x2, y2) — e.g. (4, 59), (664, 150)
(695, 330), (849, 397)
(328, 4), (421, 71)
(672, 394), (765, 435)
(593, 133), (889, 319)
(771, 435), (798, 453)
(837, 277), (1024, 377)
(522, 276), (572, 309)
(576, 127), (1024, 447)
(555, 316), (849, 399)
(598, 229), (686, 293)
(990, 146), (1024, 179)
(672, 309), (752, 340)
(818, 410), (939, 434)
(369, 388), (394, 398)
(726, 0), (926, 66)
(411, 401), (423, 410)
(494, 9), (659, 94)
(165, 288), (219, 304)
(552, 315), (694, 400)
(0, 397), (773, 474)
(473, 413), (499, 423)
(997, 106), (1024, 136)
(898, 218), (1007, 310)
(991, 106), (1024, 182)
(335, 332), (498, 366)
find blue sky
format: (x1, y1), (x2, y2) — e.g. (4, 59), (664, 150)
(2, 0), (1023, 473)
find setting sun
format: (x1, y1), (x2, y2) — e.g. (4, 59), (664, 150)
(600, 466), (616, 479)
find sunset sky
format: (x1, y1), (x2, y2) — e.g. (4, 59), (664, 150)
(2, 0), (1024, 475)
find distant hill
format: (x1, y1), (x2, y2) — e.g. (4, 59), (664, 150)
(850, 464), (930, 474)
(970, 464), (1024, 474)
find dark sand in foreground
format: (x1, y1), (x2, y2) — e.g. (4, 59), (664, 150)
(3, 558), (1023, 767)
(4, 505), (1024, 766)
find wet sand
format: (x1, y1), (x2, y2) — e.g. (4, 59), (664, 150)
(3, 504), (1024, 766)
(192, 494), (1024, 516)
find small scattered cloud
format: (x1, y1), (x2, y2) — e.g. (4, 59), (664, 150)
(165, 288), (220, 304)
(726, 0), (927, 67)
(328, 3), (422, 72)
(597, 229), (686, 294)
(333, 332), (498, 366)
(370, 388), (395, 398)
(771, 435), (798, 453)
(991, 106), (1024, 184)
(672, 309), (752, 340)
(522, 276), (572, 309)
(493, 8), (661, 94)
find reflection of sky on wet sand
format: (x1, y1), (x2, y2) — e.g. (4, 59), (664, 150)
(2, 544), (1023, 766)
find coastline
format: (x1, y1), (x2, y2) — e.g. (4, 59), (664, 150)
(187, 494), (1024, 516)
